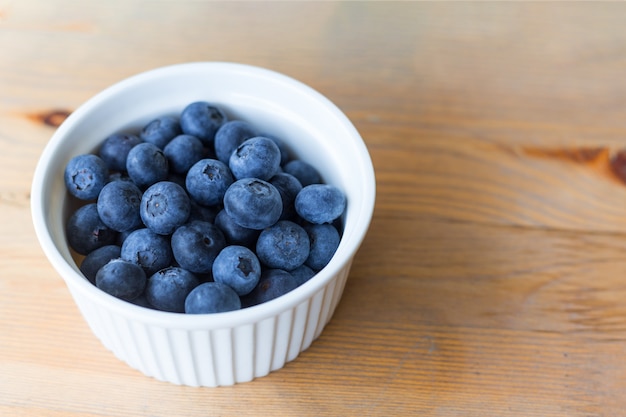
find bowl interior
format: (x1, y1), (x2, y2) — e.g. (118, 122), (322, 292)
(32, 62), (375, 327)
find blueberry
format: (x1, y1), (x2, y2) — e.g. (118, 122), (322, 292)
(96, 180), (143, 232)
(188, 199), (221, 224)
(79, 244), (121, 284)
(140, 115), (182, 149)
(223, 178), (282, 230)
(256, 220), (310, 271)
(146, 266), (200, 313)
(212, 245), (261, 296)
(241, 269), (298, 307)
(304, 223), (340, 271)
(66, 203), (118, 255)
(228, 136), (281, 181)
(214, 120), (258, 164)
(214, 209), (260, 247)
(126, 142), (169, 189)
(163, 134), (205, 174)
(261, 133), (290, 166)
(185, 159), (234, 207)
(121, 228), (173, 276)
(128, 292), (152, 309)
(269, 172), (302, 221)
(180, 101), (227, 146)
(185, 282), (241, 314)
(107, 172), (133, 184)
(140, 181), (190, 235)
(166, 172), (187, 189)
(295, 184), (346, 224)
(98, 132), (142, 172)
(116, 226), (140, 247)
(290, 264), (316, 286)
(95, 258), (146, 301)
(64, 154), (108, 200)
(283, 159), (322, 187)
(171, 221), (226, 274)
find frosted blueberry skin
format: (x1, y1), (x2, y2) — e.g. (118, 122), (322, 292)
(283, 159), (322, 187)
(269, 172), (303, 221)
(180, 101), (227, 146)
(241, 269), (299, 308)
(115, 226), (141, 247)
(223, 178), (283, 230)
(228, 136), (282, 181)
(214, 120), (259, 164)
(79, 245), (121, 284)
(95, 258), (146, 301)
(295, 184), (346, 224)
(185, 158), (234, 207)
(146, 267), (200, 313)
(140, 115), (182, 149)
(66, 203), (118, 255)
(185, 282), (241, 314)
(98, 132), (142, 172)
(140, 181), (191, 235)
(188, 200), (221, 224)
(64, 154), (108, 200)
(290, 264), (316, 287)
(121, 228), (173, 276)
(304, 223), (340, 271)
(261, 133), (290, 166)
(171, 221), (227, 274)
(256, 220), (310, 271)
(212, 245), (261, 296)
(128, 292), (152, 309)
(126, 142), (169, 189)
(214, 209), (260, 248)
(166, 172), (187, 190)
(163, 134), (205, 174)
(96, 180), (143, 232)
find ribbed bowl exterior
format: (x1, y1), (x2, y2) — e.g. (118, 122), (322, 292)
(68, 261), (352, 387)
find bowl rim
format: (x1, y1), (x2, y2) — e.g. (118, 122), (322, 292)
(30, 61), (376, 329)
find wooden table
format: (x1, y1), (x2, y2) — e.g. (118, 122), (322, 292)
(3, 2), (626, 416)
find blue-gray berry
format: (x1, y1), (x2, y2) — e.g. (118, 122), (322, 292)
(98, 133), (142, 172)
(228, 136), (281, 181)
(241, 269), (298, 308)
(212, 245), (261, 296)
(304, 223), (340, 271)
(185, 282), (241, 314)
(214, 120), (258, 164)
(140, 115), (182, 149)
(146, 267), (200, 313)
(180, 101), (227, 146)
(66, 203), (118, 255)
(126, 142), (169, 189)
(64, 154), (108, 200)
(140, 181), (190, 235)
(295, 184), (346, 224)
(171, 221), (226, 274)
(185, 158), (234, 207)
(256, 220), (310, 271)
(223, 178), (282, 230)
(79, 245), (121, 284)
(121, 228), (173, 276)
(97, 180), (143, 232)
(95, 258), (146, 301)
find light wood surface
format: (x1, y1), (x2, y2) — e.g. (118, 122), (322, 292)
(3, 1), (626, 416)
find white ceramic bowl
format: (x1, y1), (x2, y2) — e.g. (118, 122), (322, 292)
(31, 62), (375, 387)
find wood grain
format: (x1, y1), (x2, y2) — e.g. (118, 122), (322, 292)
(4, 1), (626, 416)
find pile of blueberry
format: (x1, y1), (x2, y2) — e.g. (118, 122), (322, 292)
(64, 101), (346, 314)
